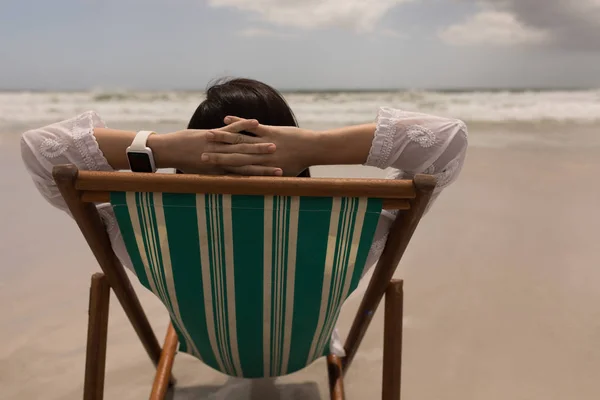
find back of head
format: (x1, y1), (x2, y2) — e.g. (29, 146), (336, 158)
(188, 78), (297, 132)
(188, 77), (309, 176)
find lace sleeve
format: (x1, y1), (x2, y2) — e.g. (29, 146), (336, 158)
(20, 111), (112, 214)
(366, 107), (468, 202)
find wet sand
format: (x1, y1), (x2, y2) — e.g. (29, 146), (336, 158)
(1, 132), (600, 399)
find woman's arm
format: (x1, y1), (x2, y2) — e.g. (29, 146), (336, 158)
(21, 111), (277, 213)
(205, 109), (468, 192)
(201, 119), (376, 176)
(308, 124), (376, 166)
(93, 118), (270, 171)
(313, 108), (468, 191)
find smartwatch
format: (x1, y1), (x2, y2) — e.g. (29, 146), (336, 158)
(126, 131), (157, 173)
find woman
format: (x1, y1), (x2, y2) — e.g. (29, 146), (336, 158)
(21, 77), (468, 357)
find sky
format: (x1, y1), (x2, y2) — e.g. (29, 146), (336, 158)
(0, 0), (599, 90)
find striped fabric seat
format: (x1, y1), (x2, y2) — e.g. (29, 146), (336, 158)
(111, 192), (382, 378)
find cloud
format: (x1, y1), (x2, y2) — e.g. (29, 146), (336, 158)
(236, 28), (293, 38)
(208, 0), (414, 32)
(377, 28), (405, 38)
(440, 1), (600, 50)
(209, 0), (599, 50)
(439, 11), (548, 46)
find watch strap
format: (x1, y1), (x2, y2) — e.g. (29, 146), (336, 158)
(129, 130), (155, 150)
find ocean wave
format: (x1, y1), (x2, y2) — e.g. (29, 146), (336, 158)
(1, 89), (599, 126)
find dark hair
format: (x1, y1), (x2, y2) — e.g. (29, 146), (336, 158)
(188, 78), (309, 177)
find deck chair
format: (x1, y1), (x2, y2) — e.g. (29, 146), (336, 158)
(52, 165), (435, 400)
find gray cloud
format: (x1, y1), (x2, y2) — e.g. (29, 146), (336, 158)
(209, 0), (599, 50)
(483, 0), (600, 50)
(208, 0), (413, 32)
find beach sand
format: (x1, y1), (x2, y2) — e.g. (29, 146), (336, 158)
(1, 127), (600, 400)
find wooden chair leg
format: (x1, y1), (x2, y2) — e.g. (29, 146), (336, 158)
(327, 354), (345, 400)
(150, 323), (179, 400)
(343, 175), (434, 374)
(84, 273), (110, 400)
(382, 280), (403, 400)
(54, 165), (167, 375)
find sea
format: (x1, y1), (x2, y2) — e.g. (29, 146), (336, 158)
(1, 89), (599, 148)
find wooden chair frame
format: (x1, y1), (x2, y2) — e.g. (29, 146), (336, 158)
(53, 165), (435, 400)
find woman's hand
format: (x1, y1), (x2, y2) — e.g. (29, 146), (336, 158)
(200, 116), (319, 176)
(150, 118), (279, 174)
(201, 116), (375, 176)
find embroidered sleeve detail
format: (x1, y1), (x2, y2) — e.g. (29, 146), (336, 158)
(40, 138), (69, 159)
(406, 125), (436, 148)
(22, 111), (115, 217)
(72, 111), (112, 171)
(365, 107), (400, 169)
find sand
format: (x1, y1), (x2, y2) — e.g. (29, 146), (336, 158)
(1, 129), (600, 400)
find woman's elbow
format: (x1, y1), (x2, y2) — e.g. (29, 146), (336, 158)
(433, 119), (468, 188)
(453, 118), (468, 139)
(20, 130), (37, 169)
(451, 118), (469, 154)
(20, 129), (51, 179)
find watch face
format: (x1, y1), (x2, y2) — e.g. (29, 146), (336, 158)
(127, 152), (153, 172)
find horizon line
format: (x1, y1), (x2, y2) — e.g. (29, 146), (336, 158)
(0, 86), (597, 93)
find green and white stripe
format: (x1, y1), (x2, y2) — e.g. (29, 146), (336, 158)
(125, 192), (200, 358)
(262, 196), (301, 376)
(111, 192), (381, 378)
(305, 198), (369, 363)
(196, 194), (242, 376)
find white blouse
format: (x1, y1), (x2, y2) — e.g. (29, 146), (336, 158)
(20, 108), (468, 356)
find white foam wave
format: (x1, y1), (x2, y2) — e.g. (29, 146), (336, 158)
(1, 89), (599, 126)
